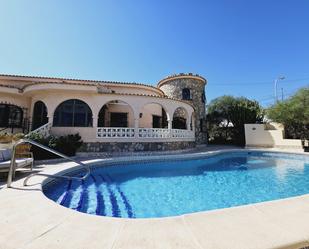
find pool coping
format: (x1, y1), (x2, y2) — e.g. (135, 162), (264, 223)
(1, 148), (309, 249)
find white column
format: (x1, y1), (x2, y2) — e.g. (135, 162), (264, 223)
(186, 118), (191, 130)
(167, 118), (172, 130)
(134, 118), (139, 139)
(92, 110), (98, 128)
(192, 120), (195, 132)
(167, 118), (172, 138)
(47, 113), (53, 126)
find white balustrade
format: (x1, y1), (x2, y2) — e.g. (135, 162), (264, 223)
(171, 129), (195, 139)
(138, 128), (171, 138)
(97, 127), (135, 138)
(96, 127), (195, 140)
(28, 122), (52, 138)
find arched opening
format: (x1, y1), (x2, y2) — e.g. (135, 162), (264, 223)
(0, 103), (23, 128)
(32, 101), (48, 130)
(53, 99), (92, 127)
(139, 103), (168, 128)
(182, 88), (191, 100)
(172, 107), (188, 130)
(98, 100), (134, 127)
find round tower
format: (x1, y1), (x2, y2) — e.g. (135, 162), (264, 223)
(158, 73), (207, 144)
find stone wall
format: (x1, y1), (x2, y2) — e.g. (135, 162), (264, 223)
(158, 74), (207, 143)
(80, 141), (196, 152)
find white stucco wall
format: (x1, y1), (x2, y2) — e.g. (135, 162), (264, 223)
(0, 92), (31, 110)
(139, 103), (163, 128)
(245, 123), (303, 149)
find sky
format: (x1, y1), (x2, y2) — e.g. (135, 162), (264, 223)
(0, 0), (308, 106)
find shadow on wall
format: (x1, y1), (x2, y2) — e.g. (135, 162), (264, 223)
(244, 123), (302, 149)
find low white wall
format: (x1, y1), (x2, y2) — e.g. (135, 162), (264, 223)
(51, 127), (195, 143)
(245, 124), (302, 149)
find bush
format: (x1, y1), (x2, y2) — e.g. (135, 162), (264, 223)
(207, 95), (264, 146)
(27, 133), (83, 160)
(267, 87), (309, 139)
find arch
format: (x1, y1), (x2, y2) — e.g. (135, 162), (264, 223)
(172, 107), (189, 130)
(53, 99), (93, 127)
(138, 102), (169, 128)
(0, 103), (23, 128)
(97, 100), (135, 127)
(32, 101), (48, 130)
(182, 88), (191, 100)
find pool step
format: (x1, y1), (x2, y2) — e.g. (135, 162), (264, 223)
(58, 174), (134, 218)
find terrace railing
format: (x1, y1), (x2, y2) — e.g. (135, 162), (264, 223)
(96, 127), (195, 140)
(138, 128), (171, 138)
(97, 127), (135, 138)
(171, 129), (195, 139)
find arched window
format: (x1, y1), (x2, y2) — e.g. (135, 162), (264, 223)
(172, 107), (188, 129)
(182, 88), (191, 100)
(0, 104), (23, 128)
(53, 99), (92, 127)
(32, 101), (48, 130)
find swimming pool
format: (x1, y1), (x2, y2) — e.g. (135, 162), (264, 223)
(43, 151), (309, 218)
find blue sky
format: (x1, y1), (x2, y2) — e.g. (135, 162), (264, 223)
(0, 0), (308, 106)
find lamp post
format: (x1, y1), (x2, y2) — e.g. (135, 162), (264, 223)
(274, 76), (285, 103)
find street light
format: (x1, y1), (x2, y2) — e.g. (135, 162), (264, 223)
(274, 76), (285, 103)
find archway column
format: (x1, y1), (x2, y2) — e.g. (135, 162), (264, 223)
(191, 116), (195, 132)
(187, 111), (193, 131)
(92, 116), (98, 128)
(47, 112), (53, 126)
(167, 118), (172, 130)
(134, 118), (139, 138)
(186, 118), (191, 130)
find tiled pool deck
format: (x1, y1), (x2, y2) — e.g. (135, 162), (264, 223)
(1, 146), (309, 249)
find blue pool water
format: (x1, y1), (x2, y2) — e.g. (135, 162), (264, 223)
(43, 151), (309, 218)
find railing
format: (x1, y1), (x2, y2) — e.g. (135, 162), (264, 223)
(97, 127), (135, 138)
(96, 127), (195, 139)
(28, 122), (52, 138)
(171, 129), (195, 138)
(7, 138), (91, 188)
(138, 128), (171, 138)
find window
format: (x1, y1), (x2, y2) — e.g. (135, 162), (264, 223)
(172, 117), (187, 129)
(98, 106), (107, 127)
(152, 115), (162, 128)
(0, 104), (23, 128)
(110, 112), (128, 127)
(32, 101), (48, 130)
(53, 99), (92, 127)
(182, 88), (191, 100)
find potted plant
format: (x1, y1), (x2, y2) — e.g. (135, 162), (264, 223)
(0, 133), (13, 143)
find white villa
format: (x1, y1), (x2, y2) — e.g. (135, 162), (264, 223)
(0, 73), (207, 152)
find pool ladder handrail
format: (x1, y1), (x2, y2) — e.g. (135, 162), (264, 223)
(7, 138), (91, 188)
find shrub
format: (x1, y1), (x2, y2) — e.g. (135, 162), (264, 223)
(207, 95), (264, 145)
(27, 133), (83, 160)
(267, 87), (309, 139)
